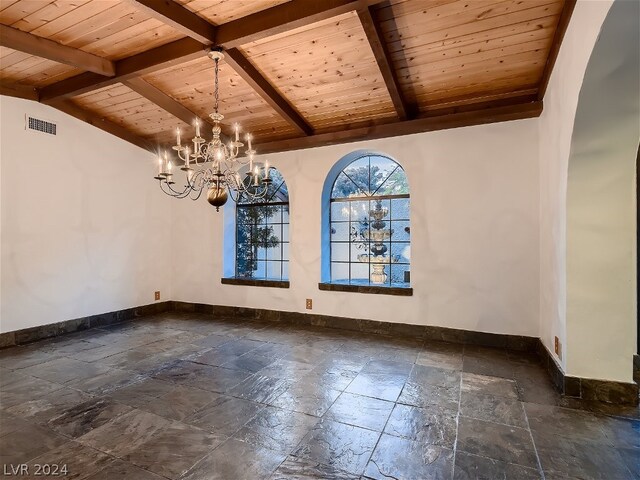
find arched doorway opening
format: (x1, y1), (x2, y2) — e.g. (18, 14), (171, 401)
(565, 0), (639, 384)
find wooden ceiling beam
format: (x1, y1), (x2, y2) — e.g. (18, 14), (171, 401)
(357, 5), (411, 120)
(215, 0), (385, 48)
(125, 78), (235, 141)
(424, 87), (540, 111)
(252, 101), (543, 155)
(127, 0), (216, 45)
(0, 24), (115, 77)
(224, 48), (313, 136)
(47, 99), (155, 151)
(39, 37), (208, 102)
(0, 82), (39, 101)
(537, 0), (577, 100)
(125, 1), (312, 135)
(39, 0), (386, 102)
(123, 77), (199, 127)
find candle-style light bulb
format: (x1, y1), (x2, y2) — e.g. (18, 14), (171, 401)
(253, 165), (259, 186)
(246, 134), (252, 151)
(195, 118), (200, 137)
(185, 146), (190, 167)
(265, 159), (270, 179)
(176, 127), (181, 146)
(157, 156), (163, 174)
(234, 123), (239, 142)
(249, 153), (254, 172)
(167, 161), (173, 172)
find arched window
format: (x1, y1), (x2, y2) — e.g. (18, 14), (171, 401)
(235, 167), (289, 281)
(327, 153), (410, 287)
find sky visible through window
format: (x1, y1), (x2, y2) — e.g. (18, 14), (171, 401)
(330, 155), (410, 287)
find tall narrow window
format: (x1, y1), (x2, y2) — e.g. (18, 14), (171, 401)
(235, 168), (289, 281)
(329, 154), (410, 287)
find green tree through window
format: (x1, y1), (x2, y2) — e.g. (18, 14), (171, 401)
(235, 168), (289, 280)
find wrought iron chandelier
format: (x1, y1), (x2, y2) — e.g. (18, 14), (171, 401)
(153, 48), (271, 211)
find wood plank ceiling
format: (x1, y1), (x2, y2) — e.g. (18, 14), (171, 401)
(0, 0), (575, 155)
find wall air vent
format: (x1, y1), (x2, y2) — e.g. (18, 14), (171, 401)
(26, 116), (57, 135)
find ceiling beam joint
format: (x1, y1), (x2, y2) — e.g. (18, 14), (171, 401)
(215, 0), (386, 48)
(39, 0), (386, 103)
(39, 37), (208, 102)
(127, 0), (216, 45)
(125, 0), (313, 135)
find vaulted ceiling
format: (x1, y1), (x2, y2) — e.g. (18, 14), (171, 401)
(0, 0), (575, 155)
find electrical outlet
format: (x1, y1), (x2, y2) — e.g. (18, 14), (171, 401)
(155, 291), (160, 301)
(554, 336), (561, 359)
(305, 299), (312, 310)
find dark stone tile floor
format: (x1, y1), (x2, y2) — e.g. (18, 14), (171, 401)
(0, 312), (638, 479)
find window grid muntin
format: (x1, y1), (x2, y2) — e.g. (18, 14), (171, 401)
(235, 178), (289, 281)
(329, 155), (410, 287)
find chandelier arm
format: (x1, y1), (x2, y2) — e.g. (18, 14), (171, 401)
(189, 171), (208, 199)
(234, 172), (266, 200)
(157, 180), (171, 195)
(227, 185), (240, 203)
(190, 168), (206, 185)
(159, 180), (185, 198)
(190, 185), (205, 201)
(251, 176), (269, 199)
(163, 179), (193, 198)
(223, 171), (243, 203)
(165, 182), (187, 196)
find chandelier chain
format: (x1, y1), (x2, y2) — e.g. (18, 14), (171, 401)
(156, 51), (270, 211)
(214, 58), (219, 114)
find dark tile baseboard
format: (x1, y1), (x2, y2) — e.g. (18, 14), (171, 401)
(174, 302), (638, 406)
(170, 301), (537, 352)
(537, 340), (639, 406)
(0, 301), (172, 348)
(2, 299), (636, 406)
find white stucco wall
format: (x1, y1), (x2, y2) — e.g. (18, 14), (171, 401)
(538, 0), (614, 370)
(0, 0), (634, 388)
(171, 119), (541, 337)
(565, 0), (639, 383)
(0, 96), (173, 333)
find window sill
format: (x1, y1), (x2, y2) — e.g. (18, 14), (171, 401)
(318, 283), (413, 296)
(221, 278), (290, 288)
